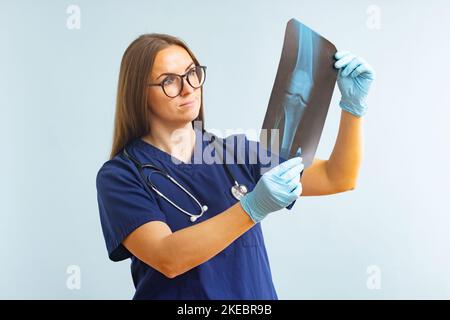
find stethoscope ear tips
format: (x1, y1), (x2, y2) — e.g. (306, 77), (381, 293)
(202, 205), (208, 212)
(190, 216), (197, 222)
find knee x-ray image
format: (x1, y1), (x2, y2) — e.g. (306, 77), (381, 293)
(261, 18), (337, 169)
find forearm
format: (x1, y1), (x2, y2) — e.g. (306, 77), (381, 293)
(161, 202), (255, 277)
(327, 110), (363, 189)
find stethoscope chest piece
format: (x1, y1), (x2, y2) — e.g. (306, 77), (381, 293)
(231, 183), (248, 201)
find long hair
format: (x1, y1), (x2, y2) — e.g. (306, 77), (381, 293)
(109, 33), (205, 159)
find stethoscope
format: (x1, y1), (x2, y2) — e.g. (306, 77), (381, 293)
(121, 132), (248, 223)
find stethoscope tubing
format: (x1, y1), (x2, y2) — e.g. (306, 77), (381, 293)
(121, 133), (242, 222)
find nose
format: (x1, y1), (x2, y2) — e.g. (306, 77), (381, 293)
(180, 76), (195, 96)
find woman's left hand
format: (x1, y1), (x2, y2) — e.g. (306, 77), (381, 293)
(334, 51), (375, 117)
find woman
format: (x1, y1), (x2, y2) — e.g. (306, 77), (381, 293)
(96, 33), (375, 299)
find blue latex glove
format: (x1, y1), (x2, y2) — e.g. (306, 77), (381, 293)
(240, 156), (304, 224)
(334, 51), (375, 117)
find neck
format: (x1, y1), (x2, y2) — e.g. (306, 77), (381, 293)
(142, 122), (196, 163)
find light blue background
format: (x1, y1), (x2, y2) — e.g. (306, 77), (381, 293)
(1, 0), (449, 299)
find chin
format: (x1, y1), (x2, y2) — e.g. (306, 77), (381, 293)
(188, 107), (201, 122)
(176, 108), (200, 123)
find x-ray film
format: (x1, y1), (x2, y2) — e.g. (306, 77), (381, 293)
(260, 18), (337, 170)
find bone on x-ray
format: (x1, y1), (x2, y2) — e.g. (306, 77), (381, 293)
(260, 18), (337, 170)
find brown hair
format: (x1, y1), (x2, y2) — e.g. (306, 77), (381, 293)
(109, 33), (205, 159)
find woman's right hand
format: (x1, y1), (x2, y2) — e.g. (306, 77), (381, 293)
(240, 156), (304, 224)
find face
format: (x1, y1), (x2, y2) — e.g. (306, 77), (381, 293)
(147, 45), (202, 126)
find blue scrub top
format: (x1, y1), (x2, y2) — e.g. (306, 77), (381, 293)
(96, 128), (295, 300)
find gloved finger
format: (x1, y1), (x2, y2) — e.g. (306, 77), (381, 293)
(334, 50), (351, 60)
(350, 62), (376, 80)
(267, 156), (303, 176)
(279, 160), (304, 180)
(289, 182), (303, 197)
(284, 168), (303, 186)
(334, 53), (355, 69)
(335, 54), (356, 69)
(287, 179), (299, 193)
(286, 172), (301, 188)
(286, 177), (299, 192)
(341, 57), (363, 78)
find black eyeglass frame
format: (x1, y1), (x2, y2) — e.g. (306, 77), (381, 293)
(147, 65), (207, 98)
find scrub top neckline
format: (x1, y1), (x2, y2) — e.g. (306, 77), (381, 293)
(134, 128), (206, 168)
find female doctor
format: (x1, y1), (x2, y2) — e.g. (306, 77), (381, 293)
(96, 33), (375, 300)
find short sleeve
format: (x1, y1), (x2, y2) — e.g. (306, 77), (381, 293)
(243, 134), (297, 210)
(96, 161), (167, 262)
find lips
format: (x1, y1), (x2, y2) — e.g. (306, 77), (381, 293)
(180, 99), (196, 106)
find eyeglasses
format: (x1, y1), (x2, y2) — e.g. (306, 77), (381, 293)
(148, 65), (207, 98)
